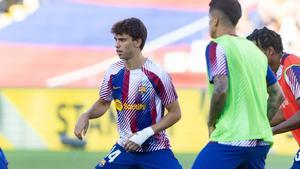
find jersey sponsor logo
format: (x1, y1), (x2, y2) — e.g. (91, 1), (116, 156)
(123, 103), (146, 110)
(114, 99), (146, 111)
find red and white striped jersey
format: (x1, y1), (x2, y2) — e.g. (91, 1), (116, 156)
(100, 58), (178, 152)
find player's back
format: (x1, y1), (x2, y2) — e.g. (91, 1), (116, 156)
(210, 35), (273, 143)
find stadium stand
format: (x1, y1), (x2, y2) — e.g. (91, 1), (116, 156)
(0, 0), (299, 88)
(0, 0), (210, 88)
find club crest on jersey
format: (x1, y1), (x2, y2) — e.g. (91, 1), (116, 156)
(138, 85), (146, 94)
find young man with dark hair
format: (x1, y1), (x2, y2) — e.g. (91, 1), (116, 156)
(74, 17), (182, 169)
(192, 0), (283, 169)
(248, 27), (300, 169)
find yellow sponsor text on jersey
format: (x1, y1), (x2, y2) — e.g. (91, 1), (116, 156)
(114, 99), (146, 111)
(123, 103), (146, 110)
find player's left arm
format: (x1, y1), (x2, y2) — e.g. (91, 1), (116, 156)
(273, 112), (300, 134)
(124, 100), (181, 152)
(151, 100), (181, 133)
(124, 72), (181, 152)
(270, 109), (285, 127)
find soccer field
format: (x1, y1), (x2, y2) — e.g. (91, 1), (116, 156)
(5, 150), (293, 169)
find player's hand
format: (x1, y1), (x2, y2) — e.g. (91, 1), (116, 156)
(74, 113), (89, 140)
(124, 139), (140, 152)
(124, 127), (154, 152)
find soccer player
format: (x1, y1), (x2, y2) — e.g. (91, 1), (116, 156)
(247, 27), (300, 169)
(74, 17), (182, 169)
(192, 0), (283, 169)
(0, 148), (8, 169)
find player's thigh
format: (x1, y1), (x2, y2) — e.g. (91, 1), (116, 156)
(290, 149), (300, 169)
(0, 149), (8, 169)
(244, 145), (270, 169)
(192, 142), (247, 169)
(136, 149), (182, 169)
(94, 144), (137, 169)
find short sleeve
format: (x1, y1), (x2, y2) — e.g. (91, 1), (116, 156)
(205, 42), (228, 83)
(159, 72), (178, 106)
(284, 65), (300, 100)
(266, 66), (277, 86)
(99, 67), (113, 101)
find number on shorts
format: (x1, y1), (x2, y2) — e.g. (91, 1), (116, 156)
(295, 151), (300, 162)
(107, 146), (121, 163)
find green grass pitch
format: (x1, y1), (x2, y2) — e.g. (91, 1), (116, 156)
(5, 150), (293, 169)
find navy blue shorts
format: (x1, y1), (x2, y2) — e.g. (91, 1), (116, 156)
(290, 149), (300, 169)
(95, 143), (182, 169)
(0, 148), (8, 169)
(192, 142), (270, 169)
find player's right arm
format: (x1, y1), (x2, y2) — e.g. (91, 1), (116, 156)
(267, 82), (283, 121)
(74, 65), (114, 140)
(268, 82), (284, 122)
(74, 98), (111, 140)
(266, 66), (284, 121)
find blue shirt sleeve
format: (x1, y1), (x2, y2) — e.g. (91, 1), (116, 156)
(266, 66), (277, 86)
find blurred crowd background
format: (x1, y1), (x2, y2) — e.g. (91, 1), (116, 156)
(0, 0), (299, 157)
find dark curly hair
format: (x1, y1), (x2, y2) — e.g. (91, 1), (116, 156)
(247, 27), (283, 54)
(111, 17), (147, 50)
(209, 0), (242, 26)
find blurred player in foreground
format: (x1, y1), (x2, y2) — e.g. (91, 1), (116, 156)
(192, 0), (283, 168)
(248, 27), (300, 169)
(0, 148), (8, 169)
(74, 17), (182, 169)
